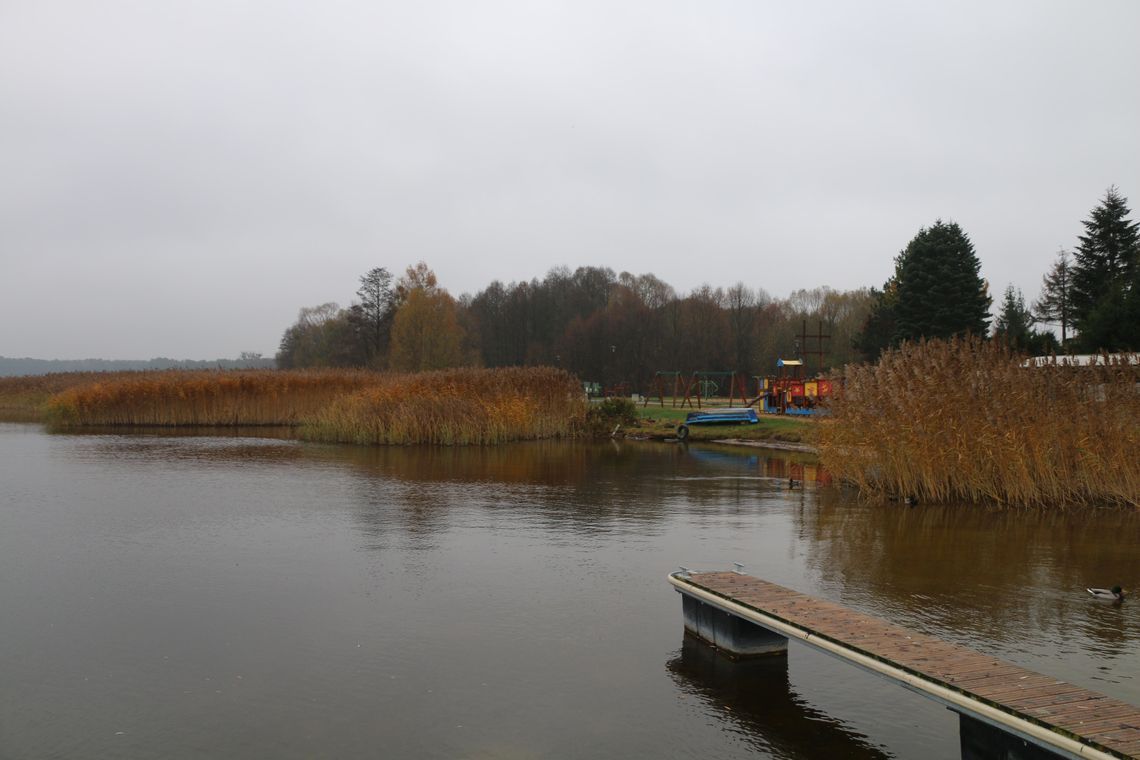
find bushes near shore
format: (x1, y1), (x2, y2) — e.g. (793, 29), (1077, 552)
(819, 338), (1140, 508)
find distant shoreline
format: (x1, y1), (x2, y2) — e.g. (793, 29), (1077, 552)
(0, 356), (275, 377)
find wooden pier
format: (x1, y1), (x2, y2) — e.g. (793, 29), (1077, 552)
(670, 571), (1140, 760)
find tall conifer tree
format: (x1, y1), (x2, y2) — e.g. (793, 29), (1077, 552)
(1033, 250), (1073, 347)
(1071, 187), (1139, 348)
(994, 285), (1033, 350)
(893, 221), (991, 343)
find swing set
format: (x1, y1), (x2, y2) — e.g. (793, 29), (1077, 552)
(643, 370), (752, 409)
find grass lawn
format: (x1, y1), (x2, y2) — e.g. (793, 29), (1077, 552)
(632, 403), (814, 443)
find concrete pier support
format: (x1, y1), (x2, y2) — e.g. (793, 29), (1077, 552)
(958, 713), (1068, 760)
(680, 591), (788, 657)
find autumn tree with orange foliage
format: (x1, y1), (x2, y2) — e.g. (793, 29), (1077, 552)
(389, 264), (469, 372)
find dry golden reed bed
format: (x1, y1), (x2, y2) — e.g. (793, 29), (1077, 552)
(45, 370), (374, 426)
(0, 372), (113, 419)
(304, 367), (585, 445)
(39, 367), (585, 445)
(819, 338), (1140, 508)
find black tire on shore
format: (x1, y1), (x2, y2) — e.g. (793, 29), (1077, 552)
(676, 424), (689, 440)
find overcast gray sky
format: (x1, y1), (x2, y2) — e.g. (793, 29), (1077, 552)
(3, 0), (1138, 359)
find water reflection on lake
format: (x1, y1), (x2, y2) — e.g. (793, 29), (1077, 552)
(804, 491), (1140, 690)
(0, 423), (1136, 759)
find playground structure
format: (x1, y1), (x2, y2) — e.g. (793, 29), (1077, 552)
(642, 362), (836, 417)
(756, 320), (837, 416)
(756, 359), (835, 416)
(644, 321), (838, 416)
(644, 370), (752, 409)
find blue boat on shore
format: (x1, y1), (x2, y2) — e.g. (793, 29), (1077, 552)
(676, 408), (758, 439)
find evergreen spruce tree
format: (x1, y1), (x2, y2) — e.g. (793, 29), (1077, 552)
(1071, 187), (1140, 349)
(1032, 249), (1073, 348)
(893, 221), (991, 343)
(993, 285), (1033, 351)
(1078, 270), (1140, 351)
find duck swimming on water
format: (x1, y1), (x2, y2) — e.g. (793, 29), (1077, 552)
(1087, 586), (1126, 603)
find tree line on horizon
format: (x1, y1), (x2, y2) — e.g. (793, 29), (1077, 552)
(277, 187), (1140, 388)
(276, 262), (876, 388)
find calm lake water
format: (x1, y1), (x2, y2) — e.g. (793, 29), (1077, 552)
(1, 422), (1137, 759)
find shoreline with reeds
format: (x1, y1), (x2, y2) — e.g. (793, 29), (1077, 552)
(6, 346), (1138, 508)
(0, 367), (587, 446)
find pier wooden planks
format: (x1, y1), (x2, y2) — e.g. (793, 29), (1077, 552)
(683, 571), (1140, 759)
